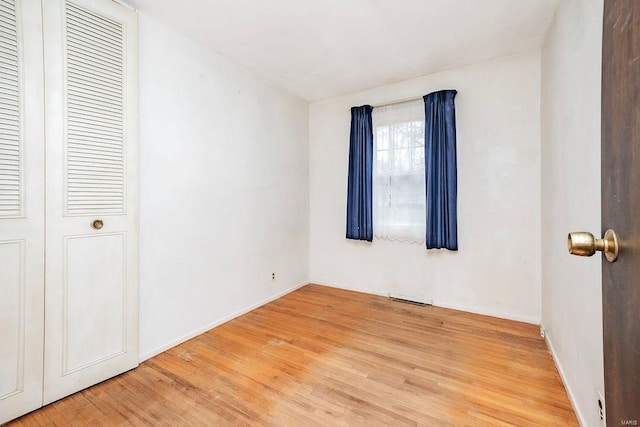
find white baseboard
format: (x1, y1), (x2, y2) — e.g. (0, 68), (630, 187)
(139, 281), (308, 362)
(542, 324), (586, 426)
(310, 280), (388, 297)
(310, 281), (540, 325)
(432, 300), (540, 325)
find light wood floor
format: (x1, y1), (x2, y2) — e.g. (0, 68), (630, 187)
(10, 284), (577, 426)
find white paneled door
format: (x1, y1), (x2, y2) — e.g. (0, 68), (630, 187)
(42, 0), (138, 405)
(0, 0), (138, 421)
(0, 0), (45, 422)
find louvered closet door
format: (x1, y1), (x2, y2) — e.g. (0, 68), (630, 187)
(0, 0), (45, 423)
(42, 0), (138, 404)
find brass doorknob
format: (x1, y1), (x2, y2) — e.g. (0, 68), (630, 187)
(568, 229), (619, 262)
(91, 219), (104, 230)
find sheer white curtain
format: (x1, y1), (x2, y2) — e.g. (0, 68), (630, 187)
(373, 99), (426, 243)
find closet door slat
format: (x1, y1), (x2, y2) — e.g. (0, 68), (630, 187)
(0, 0), (20, 217)
(65, 1), (125, 215)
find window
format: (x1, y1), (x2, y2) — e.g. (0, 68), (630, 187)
(373, 99), (426, 243)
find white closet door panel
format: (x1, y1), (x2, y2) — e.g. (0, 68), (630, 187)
(0, 0), (45, 423)
(43, 0), (138, 405)
(0, 240), (24, 397)
(64, 233), (126, 373)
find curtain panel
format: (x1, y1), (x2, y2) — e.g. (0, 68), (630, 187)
(346, 105), (374, 241)
(423, 90), (458, 250)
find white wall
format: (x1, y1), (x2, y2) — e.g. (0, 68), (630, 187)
(309, 52), (542, 323)
(137, 15), (309, 359)
(541, 1), (604, 425)
(134, 10), (601, 424)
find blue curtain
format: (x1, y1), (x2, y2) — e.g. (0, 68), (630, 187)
(346, 105), (374, 241)
(424, 90), (458, 250)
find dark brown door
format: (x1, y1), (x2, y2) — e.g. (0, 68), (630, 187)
(602, 0), (640, 423)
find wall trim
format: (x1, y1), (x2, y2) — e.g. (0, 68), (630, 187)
(433, 300), (540, 325)
(542, 323), (587, 426)
(139, 281), (308, 362)
(311, 281), (540, 325)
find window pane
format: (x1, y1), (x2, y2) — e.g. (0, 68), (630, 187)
(394, 148), (410, 173)
(372, 99), (425, 243)
(412, 147), (424, 173)
(376, 150), (389, 173)
(376, 126), (389, 150)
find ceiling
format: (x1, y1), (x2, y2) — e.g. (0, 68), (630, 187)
(127, 0), (559, 101)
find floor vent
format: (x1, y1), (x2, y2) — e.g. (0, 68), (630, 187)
(388, 294), (433, 306)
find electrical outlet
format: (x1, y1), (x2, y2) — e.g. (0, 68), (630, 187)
(271, 272), (275, 280)
(539, 326), (546, 339)
(598, 391), (605, 422)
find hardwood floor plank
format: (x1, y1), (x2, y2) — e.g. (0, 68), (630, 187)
(9, 284), (578, 426)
